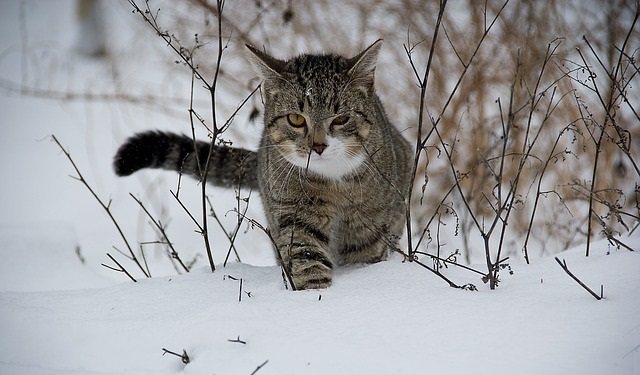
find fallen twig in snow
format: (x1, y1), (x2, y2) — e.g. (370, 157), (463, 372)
(228, 336), (247, 345)
(250, 360), (269, 375)
(224, 274), (246, 302)
(161, 348), (190, 364)
(554, 257), (603, 300)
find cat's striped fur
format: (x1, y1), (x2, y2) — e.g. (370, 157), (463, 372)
(113, 40), (413, 289)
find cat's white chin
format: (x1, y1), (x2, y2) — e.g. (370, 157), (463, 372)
(286, 153), (365, 180)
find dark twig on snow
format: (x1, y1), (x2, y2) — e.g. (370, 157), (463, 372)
(161, 348), (190, 364)
(554, 257), (603, 300)
(228, 336), (247, 345)
(236, 277), (243, 302)
(224, 275), (248, 302)
(250, 360), (269, 375)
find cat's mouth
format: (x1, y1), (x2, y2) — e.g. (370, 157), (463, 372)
(285, 149), (365, 180)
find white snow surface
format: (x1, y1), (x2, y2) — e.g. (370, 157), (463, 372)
(0, 1), (639, 374)
(1, 230), (639, 375)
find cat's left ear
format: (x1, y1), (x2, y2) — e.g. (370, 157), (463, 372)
(245, 44), (285, 81)
(346, 39), (383, 86)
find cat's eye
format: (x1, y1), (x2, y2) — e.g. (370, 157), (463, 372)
(331, 115), (350, 126)
(287, 114), (306, 127)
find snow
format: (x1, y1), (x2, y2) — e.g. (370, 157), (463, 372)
(0, 1), (639, 374)
(1, 235), (639, 374)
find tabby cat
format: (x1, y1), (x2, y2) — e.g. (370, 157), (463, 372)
(113, 40), (413, 289)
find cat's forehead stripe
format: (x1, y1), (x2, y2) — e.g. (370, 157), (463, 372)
(283, 54), (345, 113)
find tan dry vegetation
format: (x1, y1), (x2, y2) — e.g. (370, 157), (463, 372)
(157, 0), (638, 261)
(12, 0), (638, 266)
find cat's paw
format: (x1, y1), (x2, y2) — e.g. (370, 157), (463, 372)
(294, 273), (332, 290)
(289, 250), (334, 290)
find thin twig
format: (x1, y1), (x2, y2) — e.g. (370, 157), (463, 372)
(228, 336), (247, 344)
(52, 135), (149, 278)
(574, 45), (613, 258)
(414, 251), (485, 276)
(130, 193), (190, 273)
(235, 212), (296, 290)
(250, 360), (269, 375)
(392, 248), (463, 289)
(161, 348), (190, 364)
(130, 0), (211, 87)
(404, 0), (449, 259)
(554, 257), (603, 300)
(170, 190), (204, 231)
(195, 0), (227, 273)
(102, 253), (138, 282)
(205, 196), (242, 263)
(130, 0), (222, 272)
(223, 191), (252, 267)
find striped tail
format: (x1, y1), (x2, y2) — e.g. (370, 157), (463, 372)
(113, 131), (258, 190)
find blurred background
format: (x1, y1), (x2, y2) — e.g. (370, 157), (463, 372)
(0, 0), (637, 290)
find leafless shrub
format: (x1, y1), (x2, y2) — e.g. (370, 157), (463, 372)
(13, 0), (638, 286)
(125, 0), (638, 259)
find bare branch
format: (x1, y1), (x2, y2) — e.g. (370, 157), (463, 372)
(102, 253), (138, 283)
(52, 135), (149, 278)
(161, 348), (190, 364)
(554, 257), (603, 300)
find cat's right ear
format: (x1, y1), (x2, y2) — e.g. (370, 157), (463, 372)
(245, 44), (284, 81)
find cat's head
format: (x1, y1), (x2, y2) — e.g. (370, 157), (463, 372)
(246, 40), (383, 180)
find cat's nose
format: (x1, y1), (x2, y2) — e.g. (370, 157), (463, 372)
(312, 143), (327, 155)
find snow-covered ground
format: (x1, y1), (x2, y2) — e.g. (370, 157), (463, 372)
(1, 1), (639, 374)
(2, 232), (639, 375)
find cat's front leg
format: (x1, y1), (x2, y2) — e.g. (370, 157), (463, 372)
(275, 225), (334, 290)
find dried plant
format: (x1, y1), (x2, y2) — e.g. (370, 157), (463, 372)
(18, 0), (638, 285)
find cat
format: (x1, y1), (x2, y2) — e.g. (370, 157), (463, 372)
(113, 39), (413, 290)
